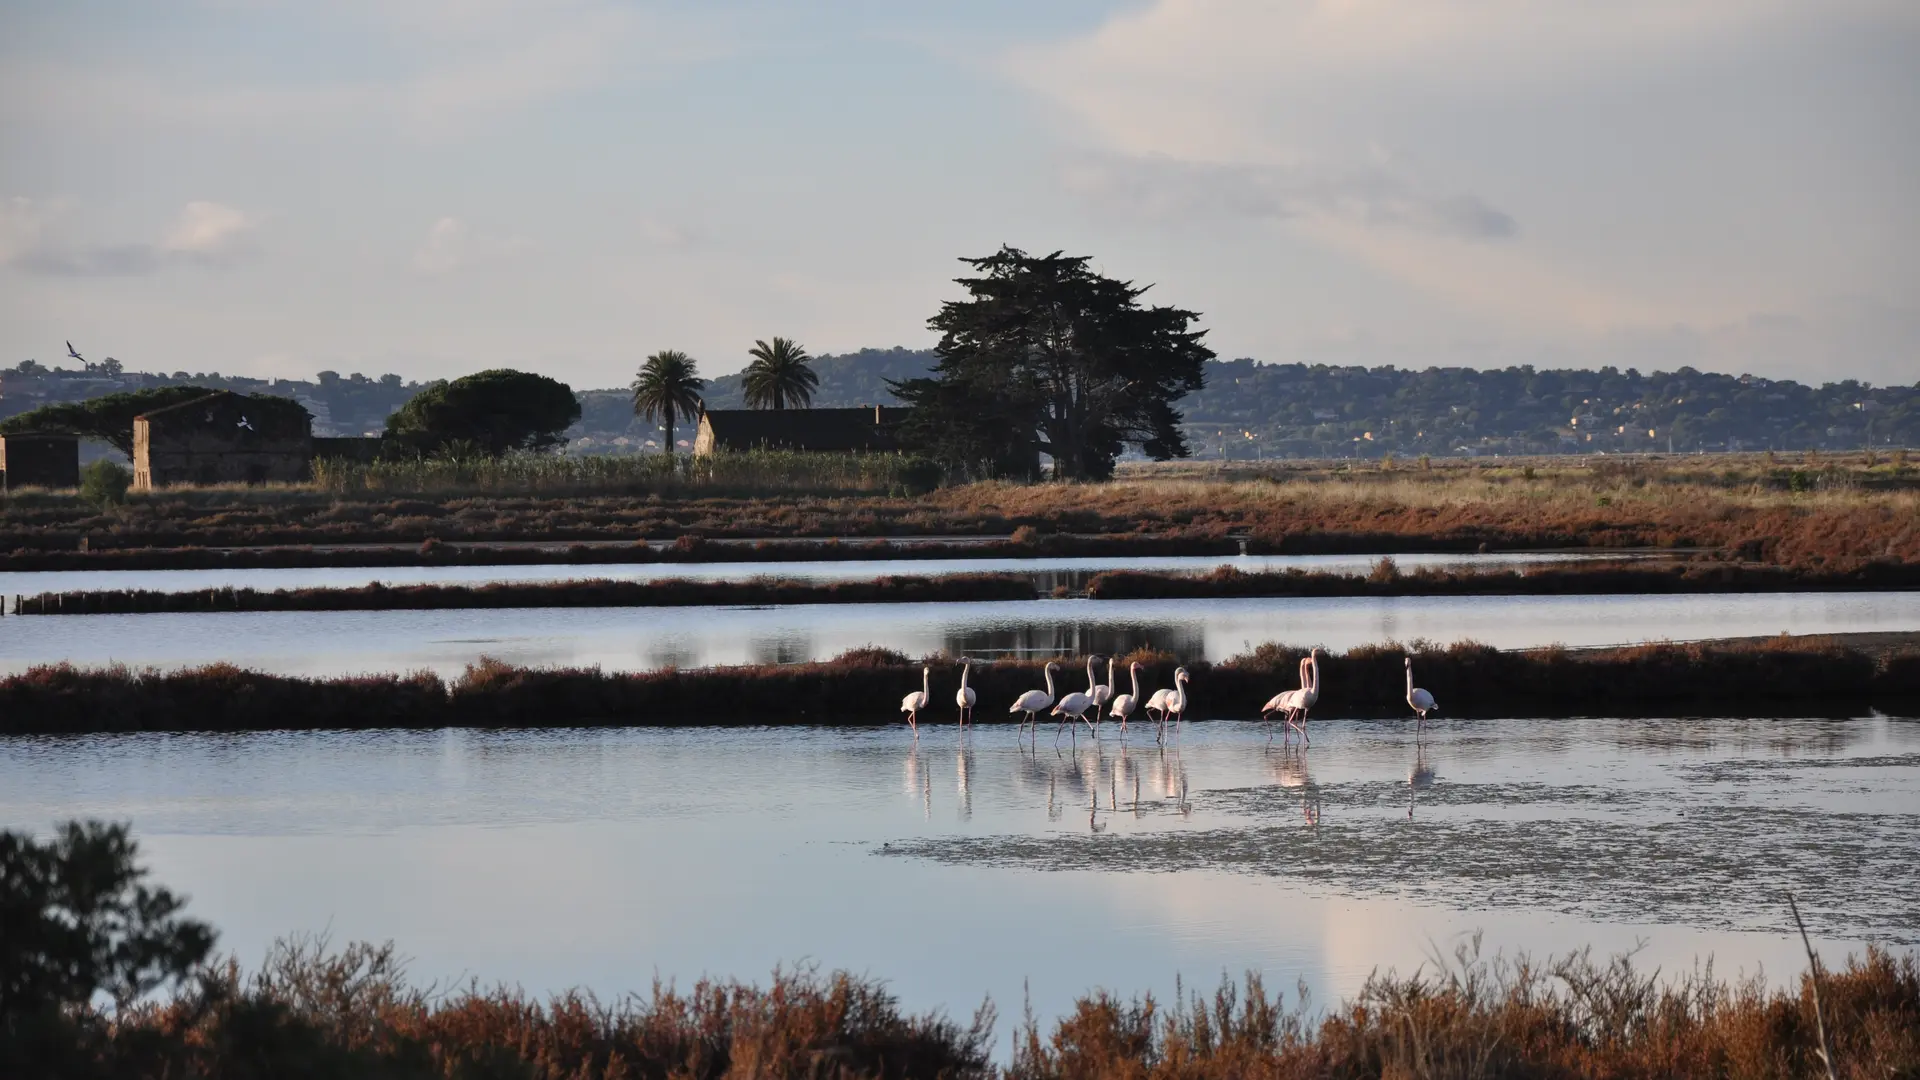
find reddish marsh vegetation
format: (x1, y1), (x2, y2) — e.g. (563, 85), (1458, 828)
(11, 573), (1037, 615)
(4, 635), (1916, 734)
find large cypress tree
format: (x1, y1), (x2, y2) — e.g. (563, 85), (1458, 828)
(892, 247), (1211, 481)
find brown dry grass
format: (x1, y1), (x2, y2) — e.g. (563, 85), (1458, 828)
(4, 455), (1916, 567)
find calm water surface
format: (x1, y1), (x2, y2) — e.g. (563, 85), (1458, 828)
(0, 550), (1625, 596)
(2, 717), (1911, 1039)
(4, 591), (1917, 676)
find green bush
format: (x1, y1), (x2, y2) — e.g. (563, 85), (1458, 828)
(79, 461), (132, 506)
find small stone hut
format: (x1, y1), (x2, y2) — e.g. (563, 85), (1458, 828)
(0, 432), (81, 490)
(692, 406), (908, 456)
(133, 391), (313, 490)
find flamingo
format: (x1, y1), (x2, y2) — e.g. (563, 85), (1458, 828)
(1091, 656), (1116, 714)
(1052, 657), (1100, 740)
(1265, 648), (1321, 744)
(1108, 661), (1142, 737)
(955, 660), (977, 727)
(1011, 662), (1060, 743)
(1260, 655), (1312, 744)
(1163, 667), (1191, 738)
(1406, 657), (1437, 729)
(900, 665), (930, 733)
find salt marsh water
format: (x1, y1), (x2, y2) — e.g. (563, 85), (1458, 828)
(0, 549), (1623, 597)
(3, 590), (1917, 677)
(1, 716), (1911, 1035)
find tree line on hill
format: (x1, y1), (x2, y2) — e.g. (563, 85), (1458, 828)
(7, 243), (1916, 481)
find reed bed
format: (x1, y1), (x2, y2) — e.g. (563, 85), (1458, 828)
(5, 636), (1917, 735)
(9, 573), (1037, 615)
(22, 922), (1920, 1078)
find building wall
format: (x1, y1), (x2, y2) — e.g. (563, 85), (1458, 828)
(0, 434), (81, 490)
(133, 394), (312, 490)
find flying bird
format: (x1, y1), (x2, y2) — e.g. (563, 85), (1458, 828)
(66, 340), (83, 361)
(236, 416), (254, 431)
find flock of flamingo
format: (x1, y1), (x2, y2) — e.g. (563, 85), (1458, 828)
(900, 650), (1439, 744)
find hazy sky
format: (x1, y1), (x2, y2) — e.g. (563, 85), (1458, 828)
(3, 0), (1916, 387)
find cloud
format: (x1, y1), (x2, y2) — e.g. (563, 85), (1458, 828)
(412, 216), (469, 275)
(1063, 152), (1516, 240)
(0, 1), (741, 137)
(1009, 0), (1920, 356)
(410, 215), (527, 274)
(1, 197), (261, 276)
(163, 201), (260, 258)
(636, 217), (707, 251)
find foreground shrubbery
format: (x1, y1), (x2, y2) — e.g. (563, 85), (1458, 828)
(5, 820), (1917, 1078)
(4, 635), (1917, 734)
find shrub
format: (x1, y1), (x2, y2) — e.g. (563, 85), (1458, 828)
(78, 460), (132, 506)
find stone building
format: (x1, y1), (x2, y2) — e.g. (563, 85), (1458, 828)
(133, 391), (313, 490)
(0, 432), (80, 490)
(692, 406), (908, 456)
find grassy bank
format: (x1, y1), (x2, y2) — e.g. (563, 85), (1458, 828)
(5, 635), (1917, 734)
(5, 456), (1917, 568)
(14, 558), (1920, 615)
(10, 573), (1037, 615)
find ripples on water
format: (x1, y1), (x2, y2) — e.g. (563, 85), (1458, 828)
(1, 714), (1913, 1023)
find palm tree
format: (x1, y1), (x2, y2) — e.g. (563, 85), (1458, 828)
(631, 350), (706, 454)
(742, 337), (819, 410)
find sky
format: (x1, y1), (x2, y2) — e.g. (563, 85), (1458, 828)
(2, 0), (1916, 388)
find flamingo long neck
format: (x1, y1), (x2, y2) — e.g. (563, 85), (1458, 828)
(1309, 654), (1320, 696)
(1086, 657), (1098, 693)
(1105, 657), (1116, 691)
(1406, 664), (1415, 700)
(1044, 666), (1056, 697)
(1172, 675), (1187, 708)
(1129, 665), (1140, 698)
(960, 663), (970, 691)
(923, 667), (930, 697)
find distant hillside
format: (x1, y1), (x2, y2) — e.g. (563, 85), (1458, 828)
(696, 347), (935, 411)
(12, 349), (1914, 458)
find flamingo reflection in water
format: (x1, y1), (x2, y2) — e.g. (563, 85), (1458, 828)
(1408, 742), (1436, 819)
(1270, 745), (1322, 826)
(956, 748), (973, 821)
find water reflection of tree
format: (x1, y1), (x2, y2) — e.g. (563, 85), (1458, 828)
(941, 622), (1204, 662)
(748, 634), (814, 666)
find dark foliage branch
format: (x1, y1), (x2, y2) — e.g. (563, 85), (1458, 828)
(894, 247), (1211, 481)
